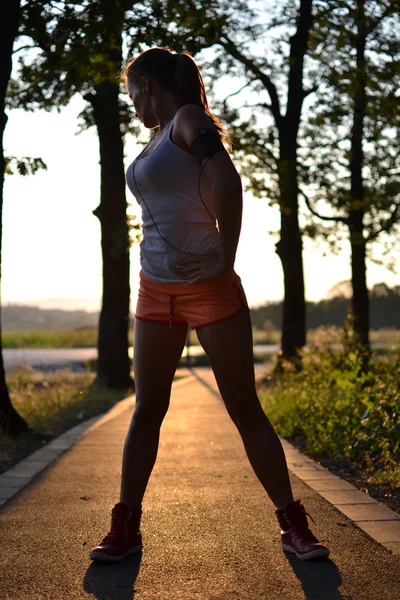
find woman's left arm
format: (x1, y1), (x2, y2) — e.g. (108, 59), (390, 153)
(174, 104), (243, 282)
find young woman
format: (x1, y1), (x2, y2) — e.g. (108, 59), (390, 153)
(89, 47), (329, 563)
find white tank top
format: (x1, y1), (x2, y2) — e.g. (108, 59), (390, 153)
(126, 118), (221, 283)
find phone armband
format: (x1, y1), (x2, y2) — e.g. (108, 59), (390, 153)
(190, 129), (225, 164)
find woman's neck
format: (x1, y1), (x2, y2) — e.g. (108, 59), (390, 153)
(152, 92), (181, 130)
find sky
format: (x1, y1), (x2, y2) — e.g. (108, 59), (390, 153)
(3, 78), (399, 313)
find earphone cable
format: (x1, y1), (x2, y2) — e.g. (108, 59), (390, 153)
(132, 156), (220, 258)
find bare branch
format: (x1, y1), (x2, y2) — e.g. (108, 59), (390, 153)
(299, 188), (347, 223)
(233, 101), (273, 111)
(48, 2), (65, 14)
(12, 44), (40, 55)
(219, 35), (282, 126)
(223, 81), (254, 104)
(303, 85), (318, 98)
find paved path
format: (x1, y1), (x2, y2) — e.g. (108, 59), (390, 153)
(1, 368), (399, 599)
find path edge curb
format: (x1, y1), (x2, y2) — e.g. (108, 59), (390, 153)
(279, 435), (400, 557)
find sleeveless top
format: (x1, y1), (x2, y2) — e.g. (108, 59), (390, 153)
(126, 118), (221, 283)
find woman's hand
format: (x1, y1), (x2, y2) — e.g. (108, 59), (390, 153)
(176, 255), (228, 283)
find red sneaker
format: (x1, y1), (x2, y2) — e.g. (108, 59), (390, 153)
(89, 502), (143, 562)
(276, 500), (329, 560)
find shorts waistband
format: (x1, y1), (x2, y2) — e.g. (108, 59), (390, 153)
(139, 269), (237, 295)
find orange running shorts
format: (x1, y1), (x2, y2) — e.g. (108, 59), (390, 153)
(135, 269), (250, 330)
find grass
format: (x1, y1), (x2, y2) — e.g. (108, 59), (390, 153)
(3, 329), (101, 348)
(260, 332), (400, 488)
(3, 328), (135, 349)
(0, 367), (133, 475)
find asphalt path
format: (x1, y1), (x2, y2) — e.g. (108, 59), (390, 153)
(1, 368), (399, 599)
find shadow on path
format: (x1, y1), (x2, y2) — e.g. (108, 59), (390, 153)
(191, 368), (344, 600)
(189, 367), (221, 401)
(286, 555), (344, 600)
(200, 558), (343, 600)
(83, 553), (142, 600)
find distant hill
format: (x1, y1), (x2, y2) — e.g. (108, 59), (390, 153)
(3, 304), (100, 332)
(34, 297), (101, 312)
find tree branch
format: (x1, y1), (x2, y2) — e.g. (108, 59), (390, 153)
(219, 35), (282, 127)
(12, 44), (40, 54)
(366, 201), (400, 242)
(233, 101), (273, 111)
(286, 0), (314, 120)
(223, 81), (254, 104)
(303, 85), (318, 98)
(366, 5), (396, 35)
(299, 188), (347, 223)
(260, 143), (278, 166)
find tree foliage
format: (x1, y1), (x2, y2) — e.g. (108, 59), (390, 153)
(300, 0), (400, 250)
(5, 156), (47, 176)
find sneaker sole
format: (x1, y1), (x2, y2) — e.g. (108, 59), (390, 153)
(89, 543), (143, 562)
(282, 543), (330, 560)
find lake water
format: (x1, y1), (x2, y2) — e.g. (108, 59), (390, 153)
(3, 344), (281, 371)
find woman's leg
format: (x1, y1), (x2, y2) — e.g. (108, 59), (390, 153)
(120, 319), (188, 509)
(196, 309), (294, 509)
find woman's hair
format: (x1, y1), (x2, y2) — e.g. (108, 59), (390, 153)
(122, 47), (230, 148)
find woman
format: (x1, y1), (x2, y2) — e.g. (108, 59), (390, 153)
(89, 47), (329, 563)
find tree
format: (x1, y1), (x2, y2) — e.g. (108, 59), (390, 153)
(10, 0), (144, 388)
(156, 0), (315, 363)
(0, 0), (29, 433)
(210, 0), (315, 363)
(300, 0), (400, 351)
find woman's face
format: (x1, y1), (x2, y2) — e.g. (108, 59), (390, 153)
(127, 77), (158, 129)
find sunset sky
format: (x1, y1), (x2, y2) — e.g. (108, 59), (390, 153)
(3, 69), (399, 312)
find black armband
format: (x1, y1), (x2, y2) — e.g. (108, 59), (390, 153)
(190, 128), (225, 164)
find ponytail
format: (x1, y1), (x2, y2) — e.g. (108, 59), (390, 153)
(122, 48), (230, 149)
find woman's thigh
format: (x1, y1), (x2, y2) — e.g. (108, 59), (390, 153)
(196, 310), (259, 415)
(133, 319), (188, 414)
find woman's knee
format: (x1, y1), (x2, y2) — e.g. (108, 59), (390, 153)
(223, 393), (266, 431)
(131, 397), (169, 429)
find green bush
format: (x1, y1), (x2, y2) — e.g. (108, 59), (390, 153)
(260, 336), (400, 486)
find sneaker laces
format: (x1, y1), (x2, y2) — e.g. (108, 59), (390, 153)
(305, 511), (316, 527)
(286, 508), (316, 531)
(287, 509), (320, 544)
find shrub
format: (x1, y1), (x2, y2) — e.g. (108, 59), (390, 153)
(260, 330), (400, 486)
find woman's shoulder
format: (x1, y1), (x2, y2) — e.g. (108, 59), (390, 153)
(175, 103), (209, 120)
(174, 105), (215, 147)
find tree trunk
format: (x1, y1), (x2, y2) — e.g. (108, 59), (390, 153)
(348, 0), (370, 351)
(0, 0), (29, 433)
(90, 80), (132, 389)
(275, 0), (313, 362)
(275, 146), (306, 362)
(220, 2), (313, 364)
(349, 219), (369, 348)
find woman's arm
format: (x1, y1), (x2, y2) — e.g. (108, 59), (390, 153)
(174, 104), (243, 281)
